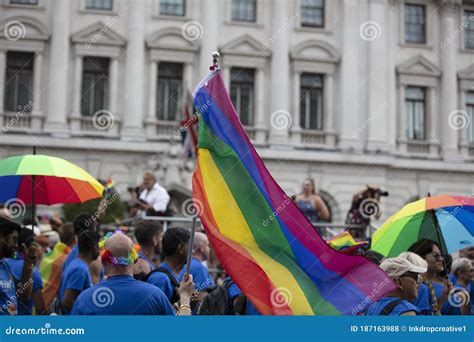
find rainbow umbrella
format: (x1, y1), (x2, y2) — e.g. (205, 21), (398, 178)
(372, 195), (474, 257)
(0, 153), (104, 206)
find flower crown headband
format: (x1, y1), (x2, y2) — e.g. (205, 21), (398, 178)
(99, 231), (139, 266)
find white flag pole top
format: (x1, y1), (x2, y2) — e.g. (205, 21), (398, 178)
(211, 51), (220, 70)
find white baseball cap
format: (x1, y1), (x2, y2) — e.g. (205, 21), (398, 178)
(380, 257), (427, 278)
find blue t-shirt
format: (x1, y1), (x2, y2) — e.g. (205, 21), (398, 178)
(71, 275), (174, 315)
(413, 283), (434, 315)
(366, 297), (420, 316)
(178, 258), (215, 292)
(62, 245), (78, 271)
(58, 258), (92, 315)
(5, 258), (42, 315)
(0, 260), (17, 315)
(147, 262), (178, 302)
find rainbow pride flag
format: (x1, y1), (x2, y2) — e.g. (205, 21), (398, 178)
(192, 69), (396, 315)
(328, 232), (369, 255)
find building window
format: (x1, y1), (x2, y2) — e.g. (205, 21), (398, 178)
(404, 4), (426, 44)
(81, 57), (109, 116)
(4, 51), (34, 112)
(230, 68), (255, 126)
(231, 0), (256, 22)
(300, 73), (323, 130)
(465, 10), (474, 49)
(467, 92), (474, 143)
(160, 0), (185, 16)
(85, 0), (113, 11)
(10, 0), (38, 5)
(300, 0), (324, 28)
(405, 86), (426, 140)
(156, 62), (183, 121)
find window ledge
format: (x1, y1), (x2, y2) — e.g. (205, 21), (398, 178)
(291, 129), (337, 149)
(69, 115), (121, 137)
(294, 26), (330, 35)
(152, 15), (191, 22)
(224, 21), (263, 29)
(459, 48), (474, 54)
(399, 43), (433, 50)
(1, 3), (45, 10)
(397, 139), (440, 158)
(78, 9), (119, 16)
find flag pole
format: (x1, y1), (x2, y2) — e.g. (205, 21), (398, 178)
(185, 52), (219, 277)
(32, 146), (36, 229)
(185, 214), (197, 277)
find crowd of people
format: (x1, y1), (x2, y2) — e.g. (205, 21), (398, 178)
(0, 171), (472, 316)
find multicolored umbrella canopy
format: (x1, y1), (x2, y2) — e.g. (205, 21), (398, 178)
(372, 195), (474, 257)
(0, 154), (104, 205)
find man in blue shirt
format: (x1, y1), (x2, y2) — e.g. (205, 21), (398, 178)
(178, 232), (215, 312)
(63, 214), (95, 271)
(366, 257), (426, 315)
(6, 227), (45, 315)
(0, 218), (21, 315)
(72, 232), (194, 315)
(59, 230), (99, 315)
(132, 219), (162, 280)
(147, 227), (190, 304)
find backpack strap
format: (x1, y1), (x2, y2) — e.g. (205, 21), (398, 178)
(380, 299), (404, 315)
(145, 267), (181, 303)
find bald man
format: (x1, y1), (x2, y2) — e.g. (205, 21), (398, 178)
(179, 232), (215, 308)
(71, 232), (194, 315)
(138, 171), (170, 217)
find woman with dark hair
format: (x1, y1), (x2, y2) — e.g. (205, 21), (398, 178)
(295, 178), (330, 223)
(408, 239), (452, 315)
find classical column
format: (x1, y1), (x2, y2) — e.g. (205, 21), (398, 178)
(324, 73), (336, 147)
(0, 50), (6, 117)
(222, 66), (231, 92)
(45, 0), (71, 136)
(31, 50), (44, 131)
(339, 0), (362, 150)
(122, 0), (146, 140)
(254, 68), (266, 143)
(427, 88), (440, 156)
(145, 61), (158, 137)
(199, 0), (219, 79)
(439, 0), (462, 160)
(69, 55), (83, 134)
(366, 0), (389, 152)
(109, 58), (119, 115)
(290, 72), (301, 144)
(269, 0), (290, 145)
(397, 84), (408, 154)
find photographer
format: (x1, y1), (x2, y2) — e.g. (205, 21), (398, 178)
(345, 185), (389, 240)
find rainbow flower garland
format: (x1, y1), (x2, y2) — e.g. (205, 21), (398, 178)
(99, 231), (139, 266)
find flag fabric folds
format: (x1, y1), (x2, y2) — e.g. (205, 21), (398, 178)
(192, 69), (396, 315)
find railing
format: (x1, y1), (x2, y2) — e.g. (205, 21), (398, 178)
(2, 112), (32, 131)
(300, 130), (327, 145)
(102, 216), (374, 240)
(406, 140), (431, 154)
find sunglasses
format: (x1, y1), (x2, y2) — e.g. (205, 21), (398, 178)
(426, 253), (444, 260)
(401, 272), (422, 284)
